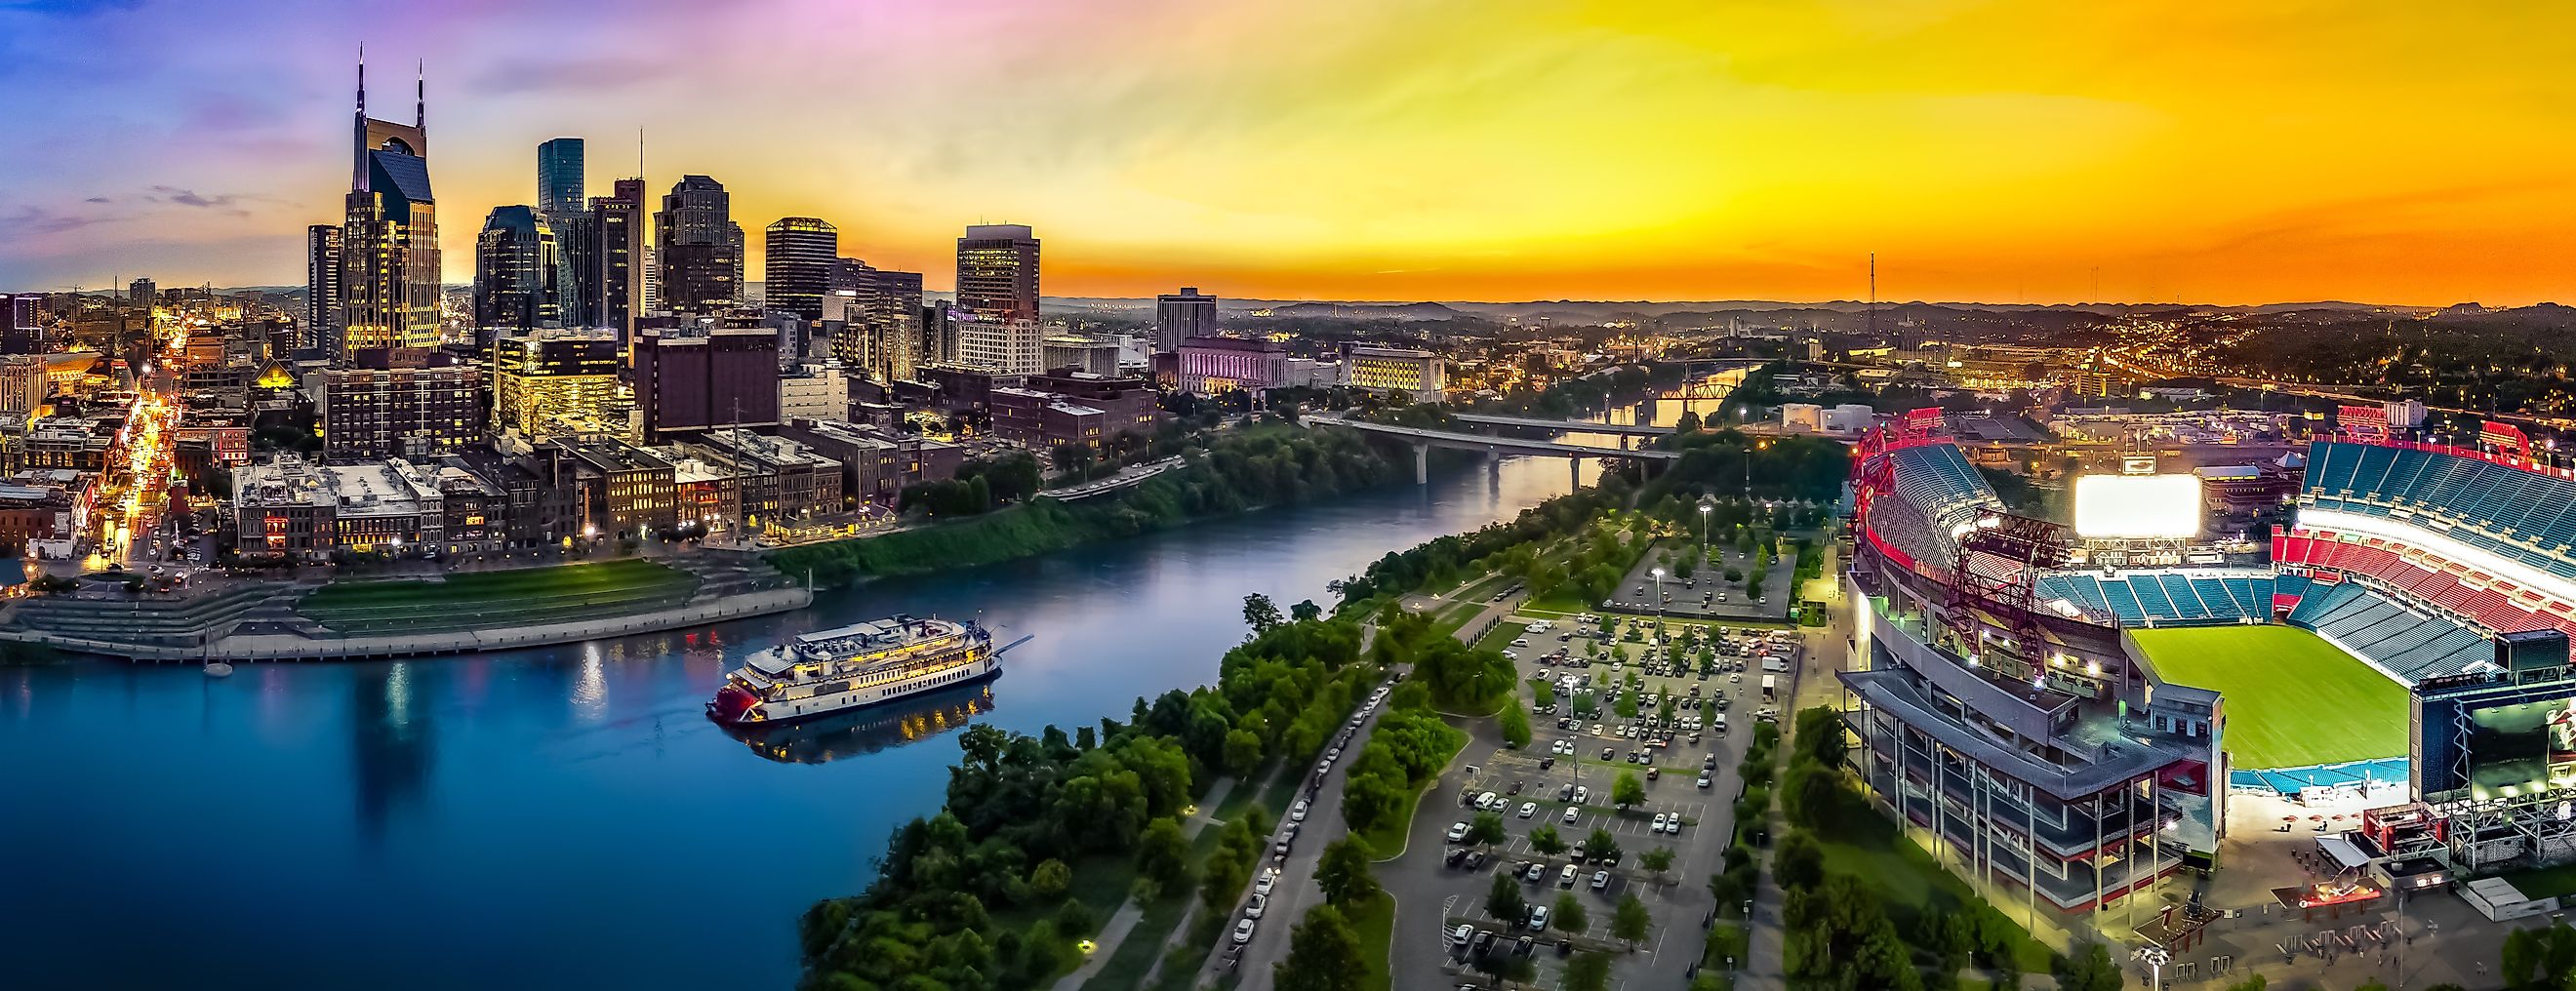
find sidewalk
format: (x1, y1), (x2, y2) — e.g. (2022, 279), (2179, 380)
(1049, 776), (1240, 991)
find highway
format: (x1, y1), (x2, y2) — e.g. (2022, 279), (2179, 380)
(1449, 413), (1676, 437)
(1311, 415), (1680, 461)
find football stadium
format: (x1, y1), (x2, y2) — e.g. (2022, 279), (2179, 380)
(1839, 407), (2576, 922)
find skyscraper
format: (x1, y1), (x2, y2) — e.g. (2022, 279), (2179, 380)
(129, 278), (157, 315)
(338, 55), (442, 361)
(590, 178), (647, 344)
(305, 224), (342, 352)
(953, 223), (1041, 374)
(536, 138), (584, 218)
(763, 217), (837, 321)
(1155, 287), (1217, 354)
(472, 205), (558, 340)
(825, 258), (923, 383)
(653, 176), (738, 315)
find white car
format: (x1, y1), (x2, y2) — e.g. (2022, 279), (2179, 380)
(1652, 812), (1670, 833)
(1476, 791), (1500, 810)
(1291, 800), (1308, 823)
(1518, 802), (1537, 819)
(1562, 806), (1580, 824)
(1447, 821), (1470, 843)
(1590, 870), (1610, 891)
(1246, 892), (1268, 919)
(1527, 905), (1550, 932)
(1233, 917), (1257, 944)
(1572, 786), (1590, 804)
(1511, 638), (1530, 647)
(1254, 869), (1277, 895)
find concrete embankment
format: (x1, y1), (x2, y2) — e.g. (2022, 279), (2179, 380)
(3, 585), (812, 662)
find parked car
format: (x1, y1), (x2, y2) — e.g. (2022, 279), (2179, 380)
(1447, 821), (1470, 843)
(1246, 892), (1268, 919)
(1234, 918), (1257, 944)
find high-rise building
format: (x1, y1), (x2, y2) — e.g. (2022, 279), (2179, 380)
(0, 295), (42, 355)
(472, 205), (558, 340)
(631, 325), (781, 440)
(953, 223), (1040, 374)
(129, 279), (157, 316)
(763, 218), (837, 321)
(1155, 287), (1216, 354)
(589, 178), (647, 344)
(824, 258), (923, 384)
(552, 211), (599, 328)
(304, 224), (342, 351)
(654, 176), (738, 315)
(730, 222), (746, 305)
(491, 328), (623, 439)
(337, 57), (442, 361)
(536, 138), (584, 218)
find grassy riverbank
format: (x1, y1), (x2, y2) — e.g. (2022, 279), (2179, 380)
(770, 423), (1404, 588)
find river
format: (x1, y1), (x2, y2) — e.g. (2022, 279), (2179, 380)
(0, 455), (1600, 991)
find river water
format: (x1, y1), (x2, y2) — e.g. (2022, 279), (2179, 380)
(0, 455), (1597, 991)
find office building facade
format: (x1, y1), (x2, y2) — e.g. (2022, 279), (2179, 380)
(492, 329), (623, 439)
(317, 362), (486, 460)
(590, 178), (647, 342)
(763, 217), (837, 321)
(953, 224), (1041, 374)
(631, 326), (781, 440)
(825, 258), (924, 384)
(536, 138), (584, 218)
(304, 224), (342, 352)
(472, 205), (558, 338)
(1344, 345), (1445, 402)
(1155, 287), (1216, 354)
(654, 175), (740, 315)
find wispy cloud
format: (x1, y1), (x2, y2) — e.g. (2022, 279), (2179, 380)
(4, 205), (115, 236)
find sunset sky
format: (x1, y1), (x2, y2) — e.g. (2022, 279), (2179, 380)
(3, 0), (2571, 304)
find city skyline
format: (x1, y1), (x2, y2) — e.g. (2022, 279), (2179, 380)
(4, 1), (2575, 304)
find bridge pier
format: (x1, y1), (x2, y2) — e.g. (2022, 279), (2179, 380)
(1413, 442), (1429, 485)
(1485, 450), (1502, 488)
(1619, 433), (1631, 451)
(1569, 456), (1582, 490)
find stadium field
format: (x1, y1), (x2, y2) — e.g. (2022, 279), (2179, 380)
(2128, 624), (2408, 771)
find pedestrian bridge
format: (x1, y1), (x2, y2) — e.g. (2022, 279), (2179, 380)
(1308, 415), (1676, 484)
(1447, 413), (1675, 437)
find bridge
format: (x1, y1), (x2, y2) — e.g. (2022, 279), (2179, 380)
(1308, 415), (1677, 485)
(1448, 413), (1675, 437)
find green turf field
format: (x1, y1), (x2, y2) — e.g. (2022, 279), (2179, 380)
(297, 559), (699, 635)
(2128, 625), (2408, 770)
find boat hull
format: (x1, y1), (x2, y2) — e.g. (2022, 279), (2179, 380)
(705, 654), (1003, 728)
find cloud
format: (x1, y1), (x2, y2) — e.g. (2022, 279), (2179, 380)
(470, 55), (673, 96)
(3, 205), (114, 236)
(83, 196), (108, 203)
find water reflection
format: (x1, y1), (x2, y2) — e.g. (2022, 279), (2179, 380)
(723, 679), (999, 765)
(349, 662), (433, 839)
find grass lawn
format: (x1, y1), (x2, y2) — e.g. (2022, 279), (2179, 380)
(2497, 861), (2576, 900)
(297, 559), (698, 634)
(1347, 893), (1396, 991)
(2128, 625), (2407, 770)
(1470, 620), (1529, 654)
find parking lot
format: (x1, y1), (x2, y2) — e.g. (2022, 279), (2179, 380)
(1499, 613), (1804, 748)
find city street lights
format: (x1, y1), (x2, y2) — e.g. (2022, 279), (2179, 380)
(1698, 496), (1715, 560)
(1650, 567), (1667, 654)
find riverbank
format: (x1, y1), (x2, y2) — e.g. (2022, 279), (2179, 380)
(770, 422), (1408, 588)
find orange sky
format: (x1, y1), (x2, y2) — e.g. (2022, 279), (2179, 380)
(4, 0), (2571, 304)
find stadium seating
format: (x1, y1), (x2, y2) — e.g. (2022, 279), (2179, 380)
(2306, 440), (2576, 583)
(2032, 570), (2276, 626)
(1866, 442), (2007, 573)
(2283, 579), (2492, 682)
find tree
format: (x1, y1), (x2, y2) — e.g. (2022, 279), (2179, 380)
(1553, 892), (1590, 935)
(1273, 904), (1366, 991)
(1467, 811), (1508, 847)
(1583, 828), (1624, 868)
(1499, 704), (1531, 749)
(1611, 894), (1651, 948)
(1639, 847), (1675, 875)
(1290, 599), (1323, 623)
(1314, 836), (1380, 907)
(1029, 858), (1071, 900)
(2054, 941), (2125, 991)
(1774, 831), (1825, 891)
(1138, 817), (1191, 888)
(1612, 771), (1646, 808)
(1242, 594), (1285, 636)
(1563, 950), (1613, 991)
(1485, 871), (1527, 923)
(1528, 825), (1567, 855)
(1223, 728), (1266, 779)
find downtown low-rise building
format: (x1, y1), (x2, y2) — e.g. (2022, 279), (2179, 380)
(233, 454), (447, 561)
(1343, 345), (1445, 403)
(778, 418), (966, 507)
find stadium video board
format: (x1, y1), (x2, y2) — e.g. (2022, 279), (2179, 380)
(2073, 474), (2202, 539)
(2413, 633), (2576, 802)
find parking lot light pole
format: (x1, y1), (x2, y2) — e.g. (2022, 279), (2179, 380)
(1698, 496), (1714, 561)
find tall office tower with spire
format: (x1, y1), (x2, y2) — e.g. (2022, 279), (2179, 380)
(763, 218), (837, 321)
(589, 177), (647, 347)
(1155, 288), (1216, 354)
(305, 224), (342, 351)
(472, 205), (559, 342)
(953, 223), (1041, 374)
(338, 55), (441, 362)
(653, 175), (738, 315)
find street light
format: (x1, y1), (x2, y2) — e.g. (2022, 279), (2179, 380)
(1698, 496), (1715, 561)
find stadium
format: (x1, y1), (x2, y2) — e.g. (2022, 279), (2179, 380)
(1839, 407), (2576, 922)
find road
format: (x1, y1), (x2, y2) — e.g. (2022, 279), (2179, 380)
(1198, 661), (1413, 990)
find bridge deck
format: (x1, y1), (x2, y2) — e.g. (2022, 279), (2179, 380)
(1449, 413), (1675, 435)
(1318, 416), (1679, 459)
